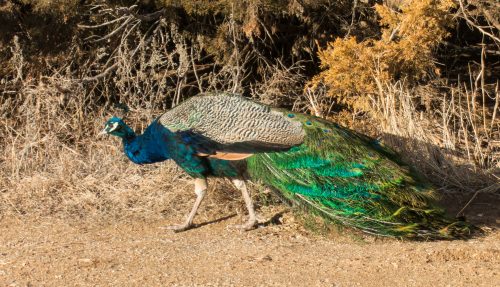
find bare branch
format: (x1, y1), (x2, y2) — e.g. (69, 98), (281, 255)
(91, 16), (134, 43)
(82, 62), (118, 83)
(132, 9), (166, 22)
(77, 16), (128, 29)
(458, 0), (500, 44)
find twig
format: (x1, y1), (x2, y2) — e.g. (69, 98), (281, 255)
(458, 0), (500, 44)
(91, 16), (134, 43)
(345, 0), (358, 38)
(77, 16), (128, 29)
(82, 62), (119, 83)
(132, 9), (166, 22)
(456, 183), (500, 217)
(491, 82), (499, 132)
(230, 5), (241, 94)
(190, 46), (203, 93)
(478, 2), (500, 31)
(388, 24), (401, 42)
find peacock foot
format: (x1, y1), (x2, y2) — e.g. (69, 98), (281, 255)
(227, 219), (257, 231)
(164, 223), (194, 233)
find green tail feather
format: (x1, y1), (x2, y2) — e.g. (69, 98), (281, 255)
(246, 111), (472, 239)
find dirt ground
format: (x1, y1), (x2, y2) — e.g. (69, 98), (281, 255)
(0, 201), (499, 287)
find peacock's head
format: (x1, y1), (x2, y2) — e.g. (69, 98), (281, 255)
(99, 117), (134, 138)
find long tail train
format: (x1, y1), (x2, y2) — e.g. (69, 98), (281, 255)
(246, 112), (472, 239)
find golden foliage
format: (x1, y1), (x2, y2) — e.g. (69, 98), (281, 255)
(309, 0), (456, 112)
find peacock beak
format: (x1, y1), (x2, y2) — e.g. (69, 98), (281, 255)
(98, 129), (108, 136)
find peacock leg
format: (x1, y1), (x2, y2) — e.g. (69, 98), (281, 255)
(165, 178), (207, 232)
(229, 179), (257, 231)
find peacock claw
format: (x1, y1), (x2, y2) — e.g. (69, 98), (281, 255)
(227, 220), (257, 231)
(164, 224), (193, 233)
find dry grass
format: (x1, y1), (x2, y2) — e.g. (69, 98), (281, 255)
(0, 8), (252, 221)
(371, 81), (498, 192)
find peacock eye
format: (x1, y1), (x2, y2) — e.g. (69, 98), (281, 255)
(107, 122), (121, 132)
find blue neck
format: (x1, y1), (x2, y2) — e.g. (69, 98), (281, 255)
(121, 121), (171, 164)
(116, 120), (242, 178)
(121, 128), (136, 143)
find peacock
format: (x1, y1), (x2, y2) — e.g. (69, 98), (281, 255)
(100, 93), (471, 239)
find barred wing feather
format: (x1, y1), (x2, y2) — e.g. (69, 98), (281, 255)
(158, 93), (305, 155)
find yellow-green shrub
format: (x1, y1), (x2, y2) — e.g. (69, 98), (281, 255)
(309, 0), (456, 112)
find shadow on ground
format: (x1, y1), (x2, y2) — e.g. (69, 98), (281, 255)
(380, 133), (499, 228)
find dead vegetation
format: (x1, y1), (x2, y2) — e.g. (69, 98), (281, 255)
(0, 0), (498, 223)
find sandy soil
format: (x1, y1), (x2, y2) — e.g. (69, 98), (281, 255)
(0, 210), (498, 287)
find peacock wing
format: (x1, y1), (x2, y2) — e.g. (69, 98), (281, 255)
(158, 93), (305, 157)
